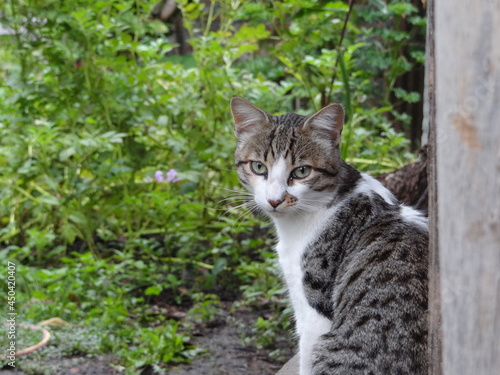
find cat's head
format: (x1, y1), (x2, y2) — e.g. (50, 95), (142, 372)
(231, 97), (346, 218)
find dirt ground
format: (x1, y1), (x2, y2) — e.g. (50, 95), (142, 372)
(0, 305), (295, 375)
(168, 309), (293, 375)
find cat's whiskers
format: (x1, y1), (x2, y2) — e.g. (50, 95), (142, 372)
(213, 189), (253, 207)
(216, 201), (252, 217)
(215, 196), (251, 206)
(215, 186), (252, 194)
(214, 193), (260, 223)
(232, 202), (260, 224)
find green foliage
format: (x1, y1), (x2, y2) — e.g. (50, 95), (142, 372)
(236, 0), (424, 163)
(0, 0), (423, 249)
(0, 0), (426, 371)
(0, 249), (201, 373)
(186, 293), (221, 323)
(236, 252), (285, 305)
(252, 315), (292, 350)
(0, 325), (102, 374)
(110, 323), (200, 374)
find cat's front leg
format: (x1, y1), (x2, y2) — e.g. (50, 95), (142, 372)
(298, 334), (314, 375)
(297, 309), (332, 375)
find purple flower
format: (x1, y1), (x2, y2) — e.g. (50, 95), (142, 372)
(154, 170), (165, 183)
(154, 169), (180, 183)
(166, 169), (180, 182)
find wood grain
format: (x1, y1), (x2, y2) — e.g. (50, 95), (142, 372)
(434, 1), (500, 374)
(426, 1), (443, 374)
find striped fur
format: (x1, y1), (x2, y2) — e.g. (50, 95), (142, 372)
(231, 97), (429, 375)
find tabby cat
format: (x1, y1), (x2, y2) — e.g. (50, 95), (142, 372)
(230, 97), (429, 375)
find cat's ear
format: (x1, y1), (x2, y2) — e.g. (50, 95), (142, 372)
(303, 103), (344, 146)
(230, 97), (269, 138)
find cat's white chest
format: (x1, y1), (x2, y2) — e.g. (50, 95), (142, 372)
(273, 211), (333, 335)
(274, 211), (335, 374)
(275, 227), (313, 337)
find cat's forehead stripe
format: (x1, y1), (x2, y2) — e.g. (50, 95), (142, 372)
(276, 113), (307, 127)
(269, 123), (300, 161)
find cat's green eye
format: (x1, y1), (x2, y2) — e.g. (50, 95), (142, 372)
(291, 166), (312, 179)
(250, 161), (268, 175)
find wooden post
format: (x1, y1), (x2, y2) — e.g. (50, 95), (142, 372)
(433, 1), (500, 374)
(425, 0), (443, 374)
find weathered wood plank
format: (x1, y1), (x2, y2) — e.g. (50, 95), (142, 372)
(434, 1), (500, 374)
(425, 1), (443, 374)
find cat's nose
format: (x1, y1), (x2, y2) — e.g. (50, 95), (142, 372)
(268, 199), (284, 208)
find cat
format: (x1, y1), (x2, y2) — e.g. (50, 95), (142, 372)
(230, 97), (429, 375)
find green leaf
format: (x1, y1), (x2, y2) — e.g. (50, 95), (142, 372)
(323, 2), (349, 11)
(157, 115), (169, 127)
(59, 146), (76, 161)
(61, 223), (79, 243)
(387, 3), (418, 16)
(144, 285), (163, 296)
(68, 211), (88, 226)
(31, 291), (48, 299)
(393, 88), (421, 103)
(40, 194), (60, 206)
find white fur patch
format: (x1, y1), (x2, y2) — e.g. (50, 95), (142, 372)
(356, 173), (428, 230)
(355, 173), (396, 204)
(266, 156), (288, 203)
(400, 205), (428, 230)
(272, 208), (336, 374)
(253, 156), (335, 216)
(273, 210), (333, 333)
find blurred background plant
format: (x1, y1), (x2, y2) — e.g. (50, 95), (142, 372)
(0, 0), (426, 373)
